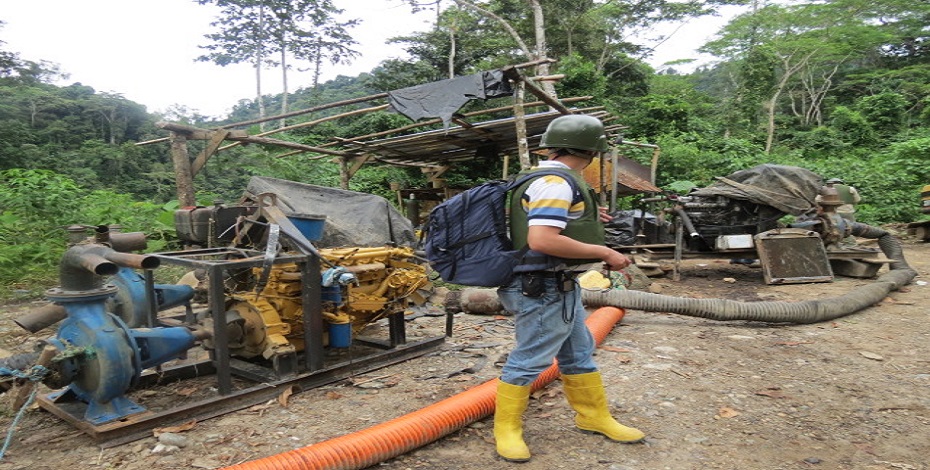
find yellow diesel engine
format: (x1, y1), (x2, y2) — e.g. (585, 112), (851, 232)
(219, 246), (430, 360)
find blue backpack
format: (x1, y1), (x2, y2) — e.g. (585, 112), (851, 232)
(423, 169), (577, 287)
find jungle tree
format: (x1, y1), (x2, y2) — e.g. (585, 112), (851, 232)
(196, 0), (359, 125)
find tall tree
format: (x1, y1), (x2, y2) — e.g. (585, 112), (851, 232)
(293, 1), (360, 90)
(0, 21), (22, 78)
(197, 0), (359, 124)
(263, 0), (359, 122)
(197, 0), (275, 126)
(702, 0), (908, 152)
(395, 0), (744, 99)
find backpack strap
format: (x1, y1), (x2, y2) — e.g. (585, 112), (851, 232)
(508, 168), (591, 272)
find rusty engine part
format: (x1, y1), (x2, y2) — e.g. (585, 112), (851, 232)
(670, 194), (784, 252)
(208, 245), (430, 360)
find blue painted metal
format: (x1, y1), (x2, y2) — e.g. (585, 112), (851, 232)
(108, 267), (194, 327)
(46, 289), (197, 425)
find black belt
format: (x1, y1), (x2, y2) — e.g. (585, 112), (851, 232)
(519, 270), (577, 279)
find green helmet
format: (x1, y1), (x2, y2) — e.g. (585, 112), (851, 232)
(540, 114), (609, 154)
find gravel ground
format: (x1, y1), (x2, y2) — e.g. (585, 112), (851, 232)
(0, 237), (927, 470)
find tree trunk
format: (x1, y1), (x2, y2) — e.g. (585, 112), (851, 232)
(529, 0), (557, 99)
(448, 26), (456, 79)
(255, 3), (266, 132)
(312, 40), (322, 90)
(455, 0), (556, 98)
(515, 81), (531, 170)
(280, 47), (288, 129)
(764, 53), (811, 153)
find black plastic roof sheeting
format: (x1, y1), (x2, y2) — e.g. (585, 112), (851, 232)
(387, 70), (514, 129)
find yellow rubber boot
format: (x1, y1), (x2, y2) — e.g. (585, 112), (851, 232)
(562, 371), (645, 443)
(493, 380), (532, 462)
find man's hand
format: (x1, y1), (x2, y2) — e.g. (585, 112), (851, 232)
(598, 206), (612, 223)
(602, 247), (631, 271)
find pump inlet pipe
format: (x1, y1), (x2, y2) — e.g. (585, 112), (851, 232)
(222, 306), (627, 470)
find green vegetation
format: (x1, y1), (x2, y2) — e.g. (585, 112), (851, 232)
(0, 0), (928, 297)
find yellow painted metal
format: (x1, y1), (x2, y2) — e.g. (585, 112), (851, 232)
(921, 184), (930, 215)
(221, 245), (431, 357)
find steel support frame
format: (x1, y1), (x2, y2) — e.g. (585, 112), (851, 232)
(36, 247), (445, 446)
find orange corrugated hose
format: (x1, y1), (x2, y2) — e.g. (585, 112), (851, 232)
(224, 307), (626, 470)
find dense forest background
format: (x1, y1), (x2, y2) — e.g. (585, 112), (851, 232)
(1, 0), (928, 295)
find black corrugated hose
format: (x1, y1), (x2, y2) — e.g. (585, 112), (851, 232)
(582, 223), (918, 324)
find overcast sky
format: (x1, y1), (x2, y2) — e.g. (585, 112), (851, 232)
(1, 1), (734, 118)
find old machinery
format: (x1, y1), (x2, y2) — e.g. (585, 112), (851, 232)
(212, 245), (429, 361)
(620, 165), (890, 283)
(40, 243), (203, 425)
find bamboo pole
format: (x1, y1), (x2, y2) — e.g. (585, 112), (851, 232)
(220, 92), (389, 130)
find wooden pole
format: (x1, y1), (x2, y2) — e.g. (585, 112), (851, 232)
(339, 158), (350, 190)
(220, 93), (390, 130)
(610, 147), (619, 212)
(501, 66), (570, 114)
(514, 81), (531, 171)
(169, 132), (196, 208)
(598, 152), (608, 207)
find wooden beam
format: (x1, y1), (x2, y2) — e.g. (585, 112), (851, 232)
(135, 136), (169, 146)
(258, 104), (389, 136)
(220, 93), (389, 130)
(225, 134), (352, 156)
(421, 166), (450, 181)
(156, 121), (247, 140)
(529, 74), (565, 81)
(346, 155), (372, 180)
(511, 57), (558, 70)
(217, 104), (391, 153)
(500, 66), (571, 114)
(190, 129), (230, 176)
(318, 96), (592, 149)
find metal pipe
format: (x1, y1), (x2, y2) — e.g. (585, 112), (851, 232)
(108, 232), (149, 252)
(13, 303), (67, 333)
(672, 206), (701, 238)
(104, 251), (160, 270)
(58, 244), (158, 292)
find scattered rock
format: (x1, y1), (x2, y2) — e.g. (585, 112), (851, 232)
(150, 443), (180, 455)
(157, 432), (189, 448)
(859, 351), (884, 361)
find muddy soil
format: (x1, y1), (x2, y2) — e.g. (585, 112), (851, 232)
(0, 234), (927, 470)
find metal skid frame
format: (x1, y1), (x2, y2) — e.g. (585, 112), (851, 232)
(36, 247), (445, 447)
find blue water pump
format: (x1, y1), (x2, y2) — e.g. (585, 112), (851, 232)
(43, 244), (202, 425)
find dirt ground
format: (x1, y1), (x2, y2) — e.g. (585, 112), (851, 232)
(0, 232), (927, 470)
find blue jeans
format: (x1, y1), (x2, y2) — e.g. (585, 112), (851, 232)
(497, 275), (598, 386)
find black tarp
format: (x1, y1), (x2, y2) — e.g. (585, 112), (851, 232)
(689, 164), (823, 216)
(387, 70), (514, 128)
(605, 210), (673, 247)
(244, 176), (417, 249)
